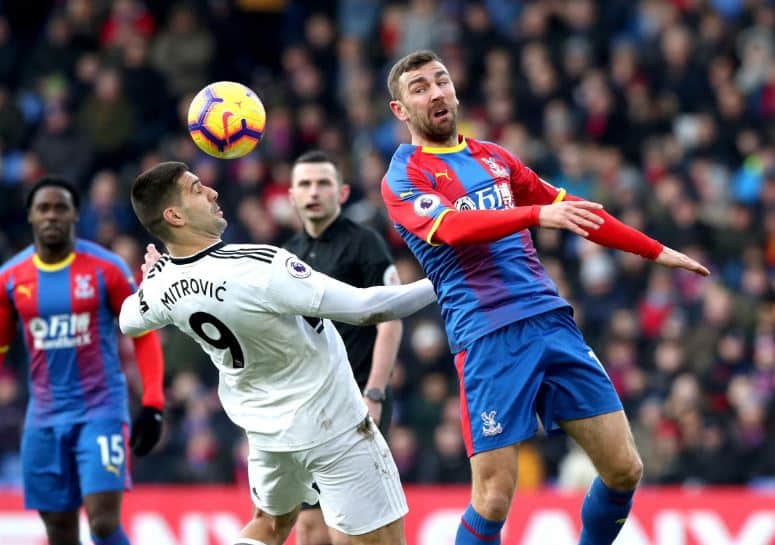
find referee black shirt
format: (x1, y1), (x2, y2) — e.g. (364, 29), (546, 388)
(283, 214), (396, 389)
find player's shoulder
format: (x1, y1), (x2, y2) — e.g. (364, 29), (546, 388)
(384, 146), (433, 195)
(0, 245), (34, 278)
(210, 243), (282, 265)
(75, 239), (132, 275)
(385, 144), (422, 181)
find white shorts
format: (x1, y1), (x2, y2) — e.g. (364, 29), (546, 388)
(246, 417), (408, 535)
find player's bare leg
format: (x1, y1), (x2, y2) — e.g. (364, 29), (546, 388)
(235, 506), (299, 545)
(560, 410), (643, 490)
(560, 410), (643, 545)
(83, 491), (129, 544)
(297, 508), (350, 545)
(39, 510), (79, 545)
(454, 443), (518, 543)
(469, 443), (519, 521)
(329, 527), (349, 545)
(348, 517), (404, 545)
(297, 508), (331, 545)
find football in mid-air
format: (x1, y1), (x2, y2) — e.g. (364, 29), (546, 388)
(187, 81), (266, 159)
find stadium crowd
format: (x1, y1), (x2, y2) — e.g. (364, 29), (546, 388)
(0, 0), (773, 491)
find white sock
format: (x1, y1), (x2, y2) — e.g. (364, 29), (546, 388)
(232, 539), (269, 545)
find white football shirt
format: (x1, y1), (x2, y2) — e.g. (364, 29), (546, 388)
(120, 242), (368, 451)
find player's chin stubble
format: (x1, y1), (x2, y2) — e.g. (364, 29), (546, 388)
(412, 110), (457, 144)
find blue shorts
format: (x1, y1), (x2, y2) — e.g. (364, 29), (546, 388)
(21, 419), (131, 511)
(455, 308), (622, 456)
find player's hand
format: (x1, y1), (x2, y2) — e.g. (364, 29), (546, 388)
(140, 244), (163, 278)
(655, 246), (710, 276)
(130, 406), (163, 456)
(538, 200), (605, 237)
(364, 397), (383, 424)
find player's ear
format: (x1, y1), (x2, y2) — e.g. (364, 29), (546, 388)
(338, 183), (351, 205)
(162, 206), (185, 227)
(389, 99), (409, 122)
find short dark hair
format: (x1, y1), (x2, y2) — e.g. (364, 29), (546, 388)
(131, 161), (188, 239)
(292, 150), (341, 183)
(387, 50), (443, 100)
(26, 176), (80, 210)
(293, 149), (338, 169)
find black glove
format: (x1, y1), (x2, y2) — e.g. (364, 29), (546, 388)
(130, 406), (163, 456)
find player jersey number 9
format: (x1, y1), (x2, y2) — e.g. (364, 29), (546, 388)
(189, 311), (245, 368)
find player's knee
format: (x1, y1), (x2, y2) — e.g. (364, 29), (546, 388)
(87, 512), (120, 539)
(606, 454), (644, 491)
(474, 489), (512, 521)
(254, 507), (298, 538)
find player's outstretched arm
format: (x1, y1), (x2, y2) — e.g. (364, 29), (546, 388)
(654, 246), (710, 276)
(558, 195), (709, 276)
(315, 276), (437, 326)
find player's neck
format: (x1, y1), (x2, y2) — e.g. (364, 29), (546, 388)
(35, 240), (75, 264)
(303, 212), (339, 239)
(165, 236), (222, 258)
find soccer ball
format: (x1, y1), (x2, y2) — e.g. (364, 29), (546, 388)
(187, 81), (266, 159)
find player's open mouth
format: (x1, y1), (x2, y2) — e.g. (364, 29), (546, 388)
(432, 108), (449, 119)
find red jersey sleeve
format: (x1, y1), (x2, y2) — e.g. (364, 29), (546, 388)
(0, 273), (17, 368)
(381, 166), (456, 246)
(102, 260), (137, 317)
(101, 258), (165, 408)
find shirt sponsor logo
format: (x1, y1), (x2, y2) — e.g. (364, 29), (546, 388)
(454, 182), (515, 211)
(286, 257), (312, 279)
(454, 196), (476, 211)
(74, 274), (95, 300)
(28, 312), (91, 350)
(413, 194), (441, 217)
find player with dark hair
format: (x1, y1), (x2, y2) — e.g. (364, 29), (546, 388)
(123, 162), (436, 545)
(0, 176), (166, 545)
(382, 50), (709, 545)
(286, 150), (403, 545)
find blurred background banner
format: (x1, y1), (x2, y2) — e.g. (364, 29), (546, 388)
(2, 486), (775, 545)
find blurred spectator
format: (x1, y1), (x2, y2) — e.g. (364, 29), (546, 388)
(31, 102), (93, 186)
(150, 4), (214, 98)
(76, 67), (137, 167)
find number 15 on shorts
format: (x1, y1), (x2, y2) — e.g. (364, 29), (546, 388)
(96, 434), (125, 476)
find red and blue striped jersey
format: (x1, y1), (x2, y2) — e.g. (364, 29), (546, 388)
(382, 137), (571, 352)
(0, 239), (136, 426)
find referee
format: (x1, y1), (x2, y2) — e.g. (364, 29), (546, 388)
(285, 150), (403, 545)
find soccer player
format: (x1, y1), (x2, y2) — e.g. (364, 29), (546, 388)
(285, 150), (403, 545)
(381, 50), (710, 545)
(121, 162), (436, 545)
(0, 177), (165, 545)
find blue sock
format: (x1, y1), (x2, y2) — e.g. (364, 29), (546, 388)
(578, 477), (635, 545)
(455, 504), (504, 544)
(91, 526), (130, 545)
